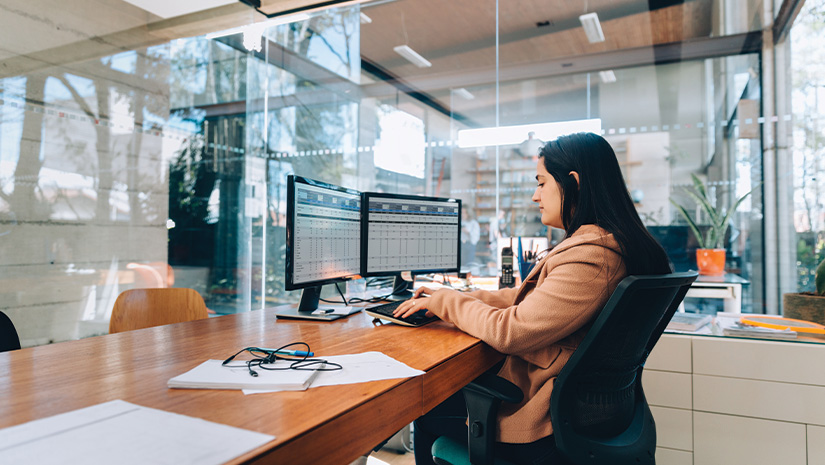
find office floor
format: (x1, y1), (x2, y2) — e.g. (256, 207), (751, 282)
(369, 449), (414, 465)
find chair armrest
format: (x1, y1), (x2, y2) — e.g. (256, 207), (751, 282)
(464, 373), (524, 405)
(461, 374), (523, 465)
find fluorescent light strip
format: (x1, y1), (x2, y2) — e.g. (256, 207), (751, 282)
(393, 45), (432, 68)
(453, 88), (475, 100)
(599, 70), (617, 83)
(579, 12), (605, 43)
(457, 119), (602, 149)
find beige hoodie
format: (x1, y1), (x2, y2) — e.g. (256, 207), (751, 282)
(425, 224), (627, 443)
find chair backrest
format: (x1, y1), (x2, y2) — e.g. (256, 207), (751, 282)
(109, 288), (209, 334)
(550, 271), (698, 465)
(0, 311), (22, 352)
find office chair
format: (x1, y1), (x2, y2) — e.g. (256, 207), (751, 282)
(0, 310), (22, 352)
(431, 271), (698, 465)
(109, 288), (209, 334)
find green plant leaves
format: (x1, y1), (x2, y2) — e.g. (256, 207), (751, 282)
(670, 174), (756, 250)
(670, 199), (708, 248)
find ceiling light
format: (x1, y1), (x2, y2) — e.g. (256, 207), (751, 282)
(453, 88), (475, 100)
(599, 70), (617, 83)
(393, 45), (432, 68)
(360, 12), (372, 24)
(579, 12), (605, 43)
(457, 119), (602, 149)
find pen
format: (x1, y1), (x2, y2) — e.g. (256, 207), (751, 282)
(277, 349), (314, 357)
(261, 348), (314, 357)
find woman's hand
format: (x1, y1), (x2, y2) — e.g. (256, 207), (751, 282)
(412, 286), (436, 299)
(393, 286), (437, 319)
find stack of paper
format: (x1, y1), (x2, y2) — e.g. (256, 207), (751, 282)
(168, 359), (323, 391)
(0, 400), (274, 465)
(667, 313), (712, 332)
(715, 315), (797, 340)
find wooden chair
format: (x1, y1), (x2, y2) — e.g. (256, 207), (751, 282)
(109, 288), (209, 334)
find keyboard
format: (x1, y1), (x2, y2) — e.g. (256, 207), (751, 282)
(365, 300), (439, 327)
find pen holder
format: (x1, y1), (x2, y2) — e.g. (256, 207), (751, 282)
(519, 260), (536, 282)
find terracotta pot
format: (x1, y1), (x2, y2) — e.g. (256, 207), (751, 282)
(783, 292), (825, 326)
(696, 248), (725, 275)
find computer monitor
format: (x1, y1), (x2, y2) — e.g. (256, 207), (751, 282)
(362, 193), (461, 299)
(284, 175), (362, 319)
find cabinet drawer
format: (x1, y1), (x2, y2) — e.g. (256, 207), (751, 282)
(693, 374), (825, 425)
(647, 334), (691, 372)
(656, 447), (692, 465)
(643, 370), (691, 409)
(692, 336), (825, 385)
(693, 412), (806, 465)
(809, 425), (825, 465)
(650, 406), (692, 451)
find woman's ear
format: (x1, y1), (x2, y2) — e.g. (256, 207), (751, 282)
(568, 171), (580, 187)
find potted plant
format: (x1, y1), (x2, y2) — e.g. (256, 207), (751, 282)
(670, 174), (753, 275)
(783, 258), (825, 326)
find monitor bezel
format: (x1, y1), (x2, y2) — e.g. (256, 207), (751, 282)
(285, 174), (363, 291)
(361, 192), (461, 278)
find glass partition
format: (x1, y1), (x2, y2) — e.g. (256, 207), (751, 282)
(0, 0), (784, 346)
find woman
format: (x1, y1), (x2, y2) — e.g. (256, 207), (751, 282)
(394, 132), (672, 464)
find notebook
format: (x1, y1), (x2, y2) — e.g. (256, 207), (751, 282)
(666, 313), (712, 332)
(168, 359), (323, 391)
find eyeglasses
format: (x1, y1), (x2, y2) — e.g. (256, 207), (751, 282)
(221, 342), (342, 377)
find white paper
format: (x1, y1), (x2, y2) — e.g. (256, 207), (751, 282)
(243, 351), (425, 395)
(0, 400), (274, 465)
(311, 304), (362, 316)
(169, 359), (319, 390)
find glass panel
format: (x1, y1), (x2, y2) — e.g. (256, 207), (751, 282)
(0, 0), (776, 347)
(791, 0), (825, 294)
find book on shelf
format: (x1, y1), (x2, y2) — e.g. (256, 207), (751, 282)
(168, 359), (324, 391)
(666, 313), (712, 332)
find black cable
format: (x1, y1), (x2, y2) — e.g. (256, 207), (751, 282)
(319, 282), (348, 305)
(334, 282), (348, 304)
(222, 342), (343, 377)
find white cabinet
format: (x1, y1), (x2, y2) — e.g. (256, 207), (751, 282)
(650, 406), (692, 451)
(693, 412), (807, 465)
(644, 334), (825, 464)
(656, 447), (693, 465)
(809, 425), (825, 465)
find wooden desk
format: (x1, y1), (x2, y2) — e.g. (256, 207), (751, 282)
(0, 309), (502, 464)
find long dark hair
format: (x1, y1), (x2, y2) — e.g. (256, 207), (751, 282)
(539, 132), (672, 275)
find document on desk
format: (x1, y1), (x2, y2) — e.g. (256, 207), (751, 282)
(169, 359), (322, 390)
(0, 400), (274, 465)
(243, 351), (425, 395)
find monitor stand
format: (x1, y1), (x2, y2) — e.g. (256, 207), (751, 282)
(385, 273), (414, 301)
(275, 285), (361, 321)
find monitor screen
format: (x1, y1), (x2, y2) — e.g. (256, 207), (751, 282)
(285, 175), (362, 291)
(363, 193), (461, 276)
